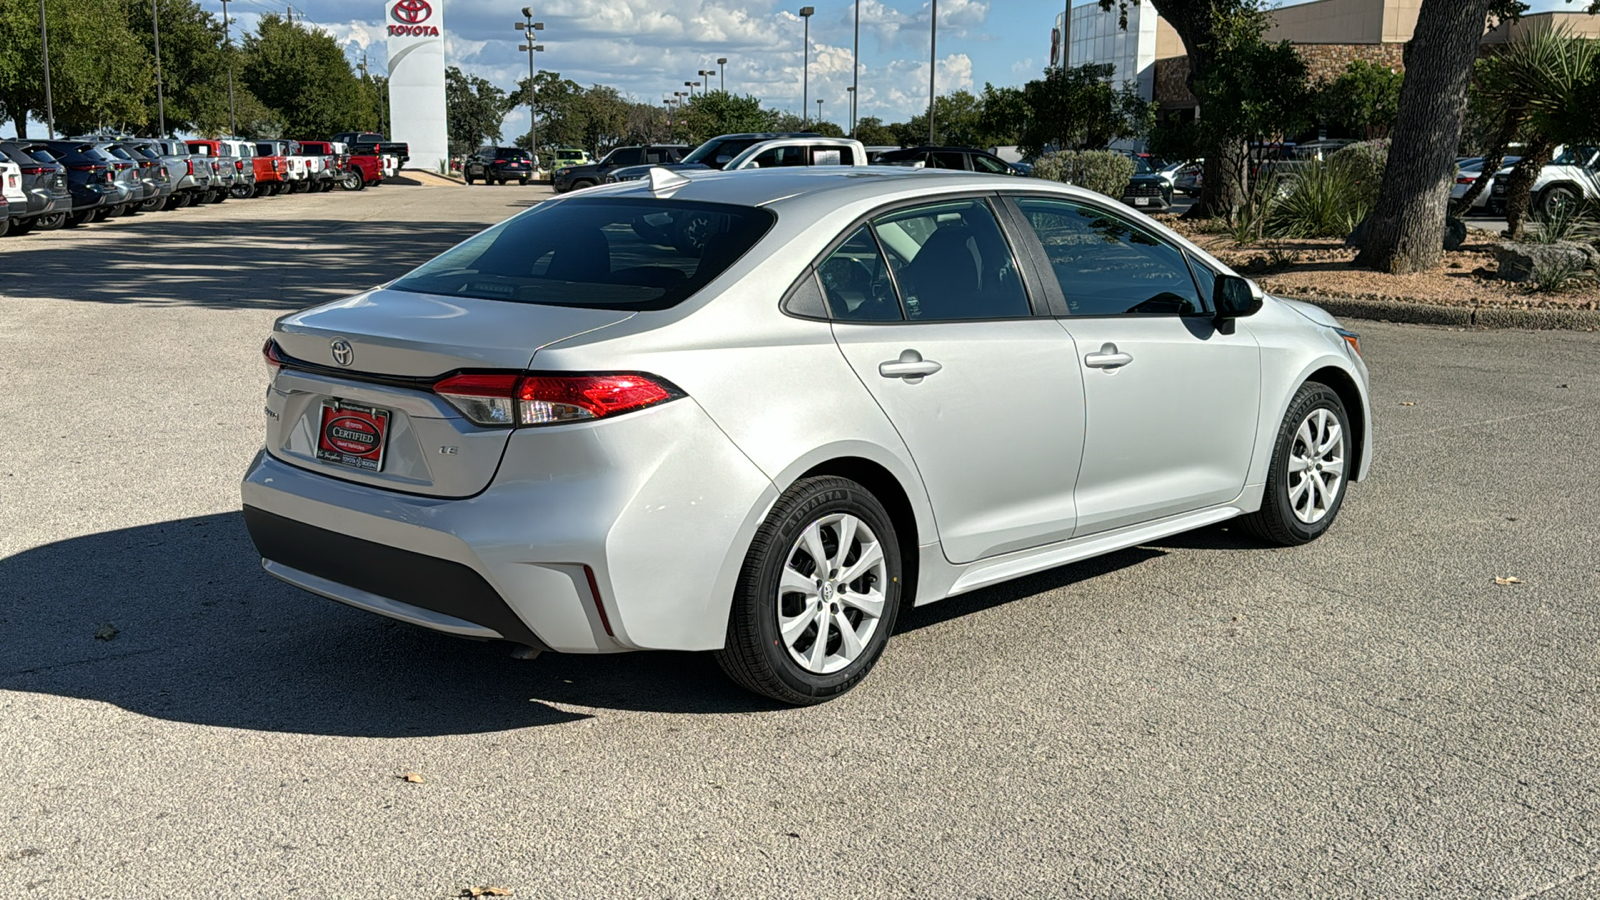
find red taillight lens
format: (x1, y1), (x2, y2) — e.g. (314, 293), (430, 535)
(263, 339), (285, 376)
(186, 159), (194, 175)
(494, 159), (506, 164)
(236, 160), (244, 171)
(433, 373), (680, 427)
(1456, 176), (1476, 185)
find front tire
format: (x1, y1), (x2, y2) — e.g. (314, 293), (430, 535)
(715, 476), (903, 705)
(1241, 382), (1351, 546)
(1538, 185), (1580, 221)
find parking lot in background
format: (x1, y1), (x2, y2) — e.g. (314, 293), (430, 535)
(2, 183), (1598, 898)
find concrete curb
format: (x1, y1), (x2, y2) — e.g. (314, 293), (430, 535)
(1281, 294), (1600, 331)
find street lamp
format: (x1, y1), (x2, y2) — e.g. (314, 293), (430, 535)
(846, 85), (856, 137)
(515, 11), (545, 160)
(358, 54), (390, 137)
(152, 0), (166, 136)
(38, 0), (54, 138)
(221, 0), (236, 135)
(817, 98), (824, 124)
(684, 80), (696, 97)
(852, 1), (860, 138)
(698, 69), (711, 93)
(717, 57), (728, 91)
(927, 0), (937, 146)
(799, 6), (814, 124)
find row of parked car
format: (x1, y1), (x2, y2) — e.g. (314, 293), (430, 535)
(0, 133), (406, 236)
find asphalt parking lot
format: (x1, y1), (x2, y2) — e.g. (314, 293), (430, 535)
(2, 182), (1598, 899)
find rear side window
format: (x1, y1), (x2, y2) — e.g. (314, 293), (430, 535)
(391, 198), (776, 311)
(819, 227), (902, 322)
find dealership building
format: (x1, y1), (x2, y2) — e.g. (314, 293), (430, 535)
(1051, 0), (1600, 117)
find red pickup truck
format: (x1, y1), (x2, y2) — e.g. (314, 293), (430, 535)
(251, 142), (289, 196)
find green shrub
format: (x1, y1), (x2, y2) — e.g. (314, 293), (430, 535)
(1327, 139), (1389, 207)
(1266, 161), (1373, 239)
(1031, 150), (1136, 199)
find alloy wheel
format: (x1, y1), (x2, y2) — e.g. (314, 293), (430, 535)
(1287, 408), (1345, 524)
(776, 513), (888, 675)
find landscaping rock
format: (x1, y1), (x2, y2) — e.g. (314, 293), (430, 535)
(1496, 241), (1600, 282)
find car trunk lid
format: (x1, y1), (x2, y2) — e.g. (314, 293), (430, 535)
(266, 288), (634, 497)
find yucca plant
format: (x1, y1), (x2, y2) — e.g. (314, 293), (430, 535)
(1265, 161), (1372, 239)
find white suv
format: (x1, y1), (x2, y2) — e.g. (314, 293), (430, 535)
(1489, 145), (1599, 218)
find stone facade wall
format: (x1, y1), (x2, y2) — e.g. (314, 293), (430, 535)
(1156, 42), (1407, 109)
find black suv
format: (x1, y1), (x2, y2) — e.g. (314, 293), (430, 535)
(1119, 154), (1173, 212)
(35, 140), (121, 226)
(872, 146), (1023, 175)
(552, 144), (688, 193)
(0, 140), (72, 233)
(464, 146), (535, 185)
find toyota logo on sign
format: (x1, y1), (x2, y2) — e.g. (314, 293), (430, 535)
(392, 0), (432, 24)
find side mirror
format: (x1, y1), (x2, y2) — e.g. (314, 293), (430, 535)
(745, 161), (760, 169)
(1214, 274), (1263, 320)
(714, 154), (732, 165)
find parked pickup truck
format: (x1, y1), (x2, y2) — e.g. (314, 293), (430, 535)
(295, 141), (342, 192)
(332, 132), (409, 170)
(251, 141), (289, 195)
(1488, 145), (1600, 219)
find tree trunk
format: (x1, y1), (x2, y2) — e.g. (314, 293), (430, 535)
(1503, 138), (1556, 239)
(11, 114), (26, 140)
(1355, 0), (1494, 274)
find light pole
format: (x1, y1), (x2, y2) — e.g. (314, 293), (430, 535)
(852, 0), (860, 138)
(515, 10), (545, 159)
(221, 0), (236, 135)
(698, 69), (711, 93)
(799, 6), (814, 124)
(1062, 0), (1071, 71)
(927, 0), (937, 146)
(684, 80), (696, 98)
(358, 54), (389, 137)
(38, 0), (54, 138)
(817, 98), (824, 127)
(152, 0), (166, 135)
(717, 57), (727, 91)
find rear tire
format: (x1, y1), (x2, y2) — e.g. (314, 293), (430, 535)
(35, 212), (67, 230)
(571, 179), (594, 191)
(139, 197), (163, 212)
(1240, 381), (1352, 546)
(714, 476), (903, 706)
(9, 218), (33, 235)
(1538, 185), (1580, 221)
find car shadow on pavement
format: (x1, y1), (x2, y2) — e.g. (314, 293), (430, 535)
(0, 514), (1209, 733)
(0, 216), (488, 311)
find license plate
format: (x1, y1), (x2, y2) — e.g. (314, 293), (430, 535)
(1134, 197), (1151, 206)
(316, 400), (390, 472)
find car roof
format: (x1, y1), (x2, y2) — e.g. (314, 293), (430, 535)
(882, 146), (992, 155)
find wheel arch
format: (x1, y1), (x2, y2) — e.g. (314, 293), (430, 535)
(794, 456), (923, 606)
(1304, 364), (1367, 482)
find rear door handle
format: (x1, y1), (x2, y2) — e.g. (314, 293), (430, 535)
(879, 349), (943, 382)
(1084, 343), (1133, 369)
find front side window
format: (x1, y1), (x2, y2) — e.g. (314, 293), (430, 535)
(1015, 197), (1204, 316)
(819, 227), (902, 322)
(869, 200), (1030, 321)
(391, 198), (775, 311)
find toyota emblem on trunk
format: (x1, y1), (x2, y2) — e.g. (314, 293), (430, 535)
(330, 339), (354, 367)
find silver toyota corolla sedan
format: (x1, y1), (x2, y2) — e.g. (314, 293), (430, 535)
(243, 167), (1372, 704)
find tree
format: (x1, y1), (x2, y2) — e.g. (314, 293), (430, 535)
(852, 116), (897, 146)
(446, 65), (511, 156)
(1189, 23), (1313, 204)
(240, 13), (367, 138)
(1321, 59), (1404, 138)
(977, 83), (1028, 148)
(122, 0), (231, 136)
(681, 90), (768, 142)
(895, 90), (984, 146)
(0, 0), (152, 136)
(514, 71), (588, 152)
(1019, 63), (1155, 156)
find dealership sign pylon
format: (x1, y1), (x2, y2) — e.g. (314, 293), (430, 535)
(385, 0), (447, 173)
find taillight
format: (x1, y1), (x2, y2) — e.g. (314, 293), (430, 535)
(1456, 176), (1476, 185)
(236, 160), (244, 171)
(433, 372), (682, 427)
(186, 159), (194, 175)
(19, 165), (44, 175)
(263, 339), (284, 376)
(494, 159), (506, 164)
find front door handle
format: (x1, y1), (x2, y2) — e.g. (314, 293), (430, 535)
(1084, 342), (1133, 369)
(879, 349), (943, 382)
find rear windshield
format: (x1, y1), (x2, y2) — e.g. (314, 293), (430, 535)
(495, 148), (529, 158)
(392, 198), (776, 311)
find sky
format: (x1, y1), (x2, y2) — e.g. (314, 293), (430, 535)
(204, 0), (1584, 140)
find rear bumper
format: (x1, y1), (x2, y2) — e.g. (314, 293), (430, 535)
(240, 398), (777, 654)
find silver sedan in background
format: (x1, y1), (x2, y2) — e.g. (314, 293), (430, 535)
(243, 167), (1372, 704)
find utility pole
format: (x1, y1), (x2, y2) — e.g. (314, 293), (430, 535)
(153, 0), (166, 135)
(852, 0), (860, 137)
(39, 0), (55, 138)
(221, 0), (236, 135)
(717, 57), (727, 91)
(515, 10), (545, 160)
(928, 0), (937, 147)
